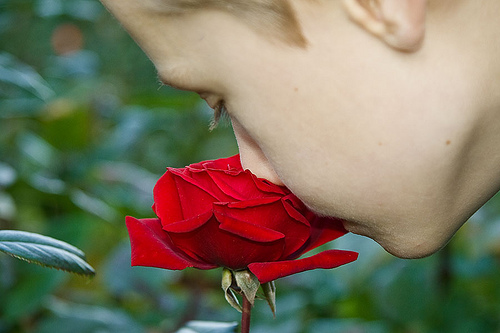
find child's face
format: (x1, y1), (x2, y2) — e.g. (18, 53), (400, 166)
(100, 0), (490, 259)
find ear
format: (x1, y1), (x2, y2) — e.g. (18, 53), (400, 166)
(342, 0), (427, 52)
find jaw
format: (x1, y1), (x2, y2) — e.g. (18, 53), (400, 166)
(337, 212), (458, 259)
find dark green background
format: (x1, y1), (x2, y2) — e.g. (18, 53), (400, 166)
(1, 0), (500, 332)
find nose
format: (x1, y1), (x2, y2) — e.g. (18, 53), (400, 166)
(231, 119), (284, 186)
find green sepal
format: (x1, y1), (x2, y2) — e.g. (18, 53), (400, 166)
(234, 270), (260, 305)
(221, 268), (277, 316)
(221, 268), (242, 312)
(261, 281), (277, 317)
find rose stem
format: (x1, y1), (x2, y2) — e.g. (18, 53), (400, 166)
(241, 294), (252, 333)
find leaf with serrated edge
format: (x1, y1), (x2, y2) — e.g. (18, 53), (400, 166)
(221, 268), (241, 312)
(0, 230), (95, 276)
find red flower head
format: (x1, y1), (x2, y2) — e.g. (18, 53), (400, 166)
(126, 155), (357, 284)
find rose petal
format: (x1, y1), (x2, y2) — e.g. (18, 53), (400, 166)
(162, 211), (212, 233)
(166, 215), (285, 269)
(172, 173), (225, 214)
(226, 197), (281, 209)
(152, 172), (184, 224)
(191, 155), (285, 199)
(214, 209), (285, 243)
(294, 216), (348, 258)
(206, 169), (268, 201)
(190, 154), (242, 172)
(170, 168), (236, 202)
(248, 249), (359, 284)
(250, 173), (287, 196)
(281, 196), (311, 227)
(214, 200), (310, 257)
(126, 216), (215, 270)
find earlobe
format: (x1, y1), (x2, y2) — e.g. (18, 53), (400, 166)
(342, 0), (427, 52)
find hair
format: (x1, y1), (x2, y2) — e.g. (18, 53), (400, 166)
(143, 0), (307, 47)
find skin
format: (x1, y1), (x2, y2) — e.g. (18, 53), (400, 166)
(99, 0), (500, 258)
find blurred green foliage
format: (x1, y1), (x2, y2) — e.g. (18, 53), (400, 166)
(1, 0), (500, 332)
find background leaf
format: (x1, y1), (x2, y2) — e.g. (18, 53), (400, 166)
(34, 298), (144, 333)
(176, 320), (238, 333)
(0, 230), (95, 276)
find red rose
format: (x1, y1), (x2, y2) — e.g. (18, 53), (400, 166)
(126, 155), (357, 284)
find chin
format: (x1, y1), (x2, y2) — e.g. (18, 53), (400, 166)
(342, 220), (448, 259)
(377, 238), (447, 259)
(296, 192), (452, 259)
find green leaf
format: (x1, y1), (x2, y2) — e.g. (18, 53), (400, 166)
(0, 230), (95, 276)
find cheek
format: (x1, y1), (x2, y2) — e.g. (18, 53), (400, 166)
(224, 65), (334, 206)
(228, 96), (322, 192)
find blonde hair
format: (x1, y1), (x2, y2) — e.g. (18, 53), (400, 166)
(144, 0), (307, 46)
